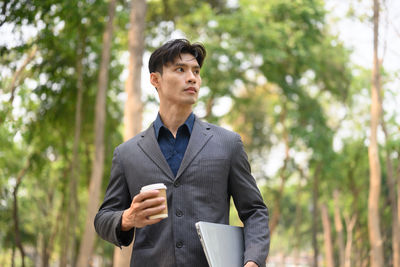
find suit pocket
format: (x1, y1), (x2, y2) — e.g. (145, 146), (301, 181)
(133, 227), (154, 250)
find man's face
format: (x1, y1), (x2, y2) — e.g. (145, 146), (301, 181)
(150, 53), (202, 108)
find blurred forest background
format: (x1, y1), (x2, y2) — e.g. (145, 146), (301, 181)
(1, 0), (399, 266)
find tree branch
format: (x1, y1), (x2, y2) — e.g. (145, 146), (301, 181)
(8, 45), (37, 104)
(12, 156), (32, 267)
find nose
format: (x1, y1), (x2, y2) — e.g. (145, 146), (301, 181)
(187, 71), (196, 84)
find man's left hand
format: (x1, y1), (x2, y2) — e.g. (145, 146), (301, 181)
(244, 261), (258, 267)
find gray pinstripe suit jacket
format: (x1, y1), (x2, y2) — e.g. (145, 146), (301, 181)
(94, 117), (270, 267)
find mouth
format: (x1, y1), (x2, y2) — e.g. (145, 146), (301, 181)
(184, 87), (197, 93)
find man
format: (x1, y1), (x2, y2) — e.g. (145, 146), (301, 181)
(94, 39), (270, 267)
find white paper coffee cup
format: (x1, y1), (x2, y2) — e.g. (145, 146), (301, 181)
(140, 183), (168, 219)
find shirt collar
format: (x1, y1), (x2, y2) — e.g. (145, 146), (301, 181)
(154, 112), (195, 138)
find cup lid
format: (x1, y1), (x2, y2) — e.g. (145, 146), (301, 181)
(140, 183), (167, 191)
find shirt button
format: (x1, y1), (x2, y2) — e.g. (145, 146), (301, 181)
(176, 209), (183, 217)
(174, 180), (180, 187)
(176, 241), (183, 248)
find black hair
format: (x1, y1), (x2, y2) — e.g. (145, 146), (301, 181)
(148, 39), (206, 74)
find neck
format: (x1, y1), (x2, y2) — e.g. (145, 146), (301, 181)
(158, 104), (193, 137)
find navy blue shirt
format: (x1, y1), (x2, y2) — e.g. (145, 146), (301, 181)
(153, 113), (195, 177)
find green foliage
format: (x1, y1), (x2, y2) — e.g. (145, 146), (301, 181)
(1, 0), (124, 264)
(1, 0), (399, 265)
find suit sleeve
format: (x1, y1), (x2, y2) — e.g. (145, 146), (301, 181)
(94, 147), (135, 247)
(228, 134), (270, 267)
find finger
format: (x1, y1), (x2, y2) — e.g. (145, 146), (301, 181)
(140, 204), (166, 218)
(132, 190), (160, 204)
(140, 197), (166, 209)
(132, 197), (165, 214)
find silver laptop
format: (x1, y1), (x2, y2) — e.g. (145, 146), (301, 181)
(195, 221), (244, 267)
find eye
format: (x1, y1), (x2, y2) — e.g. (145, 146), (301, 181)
(194, 69), (200, 75)
(176, 67), (184, 72)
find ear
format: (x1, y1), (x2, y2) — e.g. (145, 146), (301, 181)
(150, 72), (161, 89)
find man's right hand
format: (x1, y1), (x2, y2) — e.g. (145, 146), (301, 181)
(121, 190), (166, 231)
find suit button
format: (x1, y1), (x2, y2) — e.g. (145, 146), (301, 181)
(174, 180), (180, 187)
(176, 241), (183, 248)
(176, 209), (183, 217)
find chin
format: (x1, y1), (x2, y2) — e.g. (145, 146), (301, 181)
(183, 97), (198, 105)
(188, 99), (198, 105)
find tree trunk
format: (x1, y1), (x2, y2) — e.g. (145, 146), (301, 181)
(61, 31), (86, 267)
(344, 214), (357, 267)
(113, 0), (146, 266)
(293, 168), (305, 266)
(397, 154), (400, 228)
(69, 30), (85, 267)
(76, 0), (116, 266)
(12, 157), (31, 267)
(47, 193), (64, 267)
(49, 167), (69, 267)
(312, 163), (321, 267)
(347, 152), (365, 266)
(354, 227), (368, 267)
(381, 112), (400, 267)
(60, 167), (71, 267)
(35, 234), (42, 266)
(11, 246), (15, 267)
(123, 0), (146, 140)
(368, 0), (384, 266)
(269, 103), (289, 235)
(333, 190), (345, 267)
(41, 235), (49, 267)
(378, 21), (400, 263)
(204, 93), (215, 120)
(320, 203), (334, 267)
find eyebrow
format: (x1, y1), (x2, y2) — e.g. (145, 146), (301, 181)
(173, 62), (200, 69)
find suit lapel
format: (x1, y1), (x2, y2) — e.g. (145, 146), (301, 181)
(137, 124), (175, 180)
(176, 118), (212, 180)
